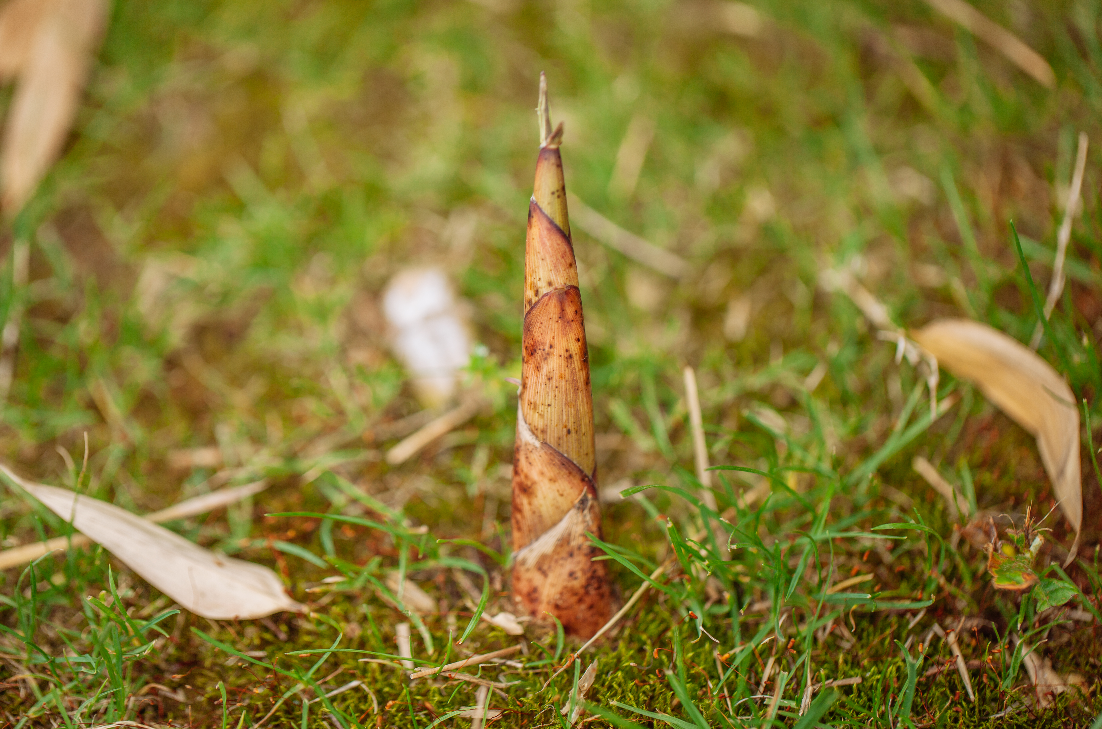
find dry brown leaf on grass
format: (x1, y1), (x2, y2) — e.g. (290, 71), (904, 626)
(0, 0), (49, 80)
(384, 572), (438, 614)
(0, 0), (108, 214)
(1021, 645), (1087, 708)
(560, 661), (598, 725)
(910, 319), (1082, 553)
(0, 478), (269, 570)
(1, 465), (303, 620)
(481, 610), (524, 635)
(382, 267), (473, 409)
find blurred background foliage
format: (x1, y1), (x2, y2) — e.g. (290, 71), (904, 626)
(8, 0), (1098, 476)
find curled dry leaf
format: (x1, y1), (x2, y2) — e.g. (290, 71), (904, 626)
(1, 465), (302, 620)
(0, 0), (49, 80)
(0, 0), (109, 214)
(0, 478), (269, 570)
(910, 319), (1081, 551)
(382, 267), (472, 408)
(482, 611), (524, 635)
(384, 572), (438, 614)
(510, 75), (612, 639)
(560, 661), (598, 725)
(1021, 646), (1087, 708)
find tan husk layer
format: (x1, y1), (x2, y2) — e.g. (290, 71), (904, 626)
(511, 407), (595, 546)
(520, 286), (596, 476)
(523, 200), (578, 312)
(533, 129), (569, 236)
(513, 489), (610, 639)
(510, 77), (612, 638)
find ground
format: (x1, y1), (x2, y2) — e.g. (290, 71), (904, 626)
(0, 0), (1101, 727)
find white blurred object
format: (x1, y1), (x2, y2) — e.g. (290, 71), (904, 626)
(383, 268), (472, 408)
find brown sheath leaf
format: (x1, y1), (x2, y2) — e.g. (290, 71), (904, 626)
(513, 491), (612, 639)
(511, 407), (595, 549)
(1, 0), (108, 214)
(521, 285), (596, 476)
(911, 318), (1081, 541)
(533, 144), (570, 238)
(524, 199), (579, 313)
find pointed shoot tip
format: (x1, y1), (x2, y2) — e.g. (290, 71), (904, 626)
(546, 122), (564, 148)
(538, 73), (552, 147)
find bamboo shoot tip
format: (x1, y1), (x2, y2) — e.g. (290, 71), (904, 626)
(537, 73), (553, 147)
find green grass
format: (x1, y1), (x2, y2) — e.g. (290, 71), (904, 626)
(2, 0), (1102, 726)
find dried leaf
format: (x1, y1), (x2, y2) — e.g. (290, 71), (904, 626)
(1, 0), (108, 214)
(482, 611), (524, 636)
(910, 319), (1081, 546)
(0, 479), (269, 570)
(1, 465), (302, 620)
(1022, 647), (1087, 708)
(560, 660), (598, 724)
(382, 267), (472, 408)
(384, 573), (438, 614)
(0, 0), (49, 80)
